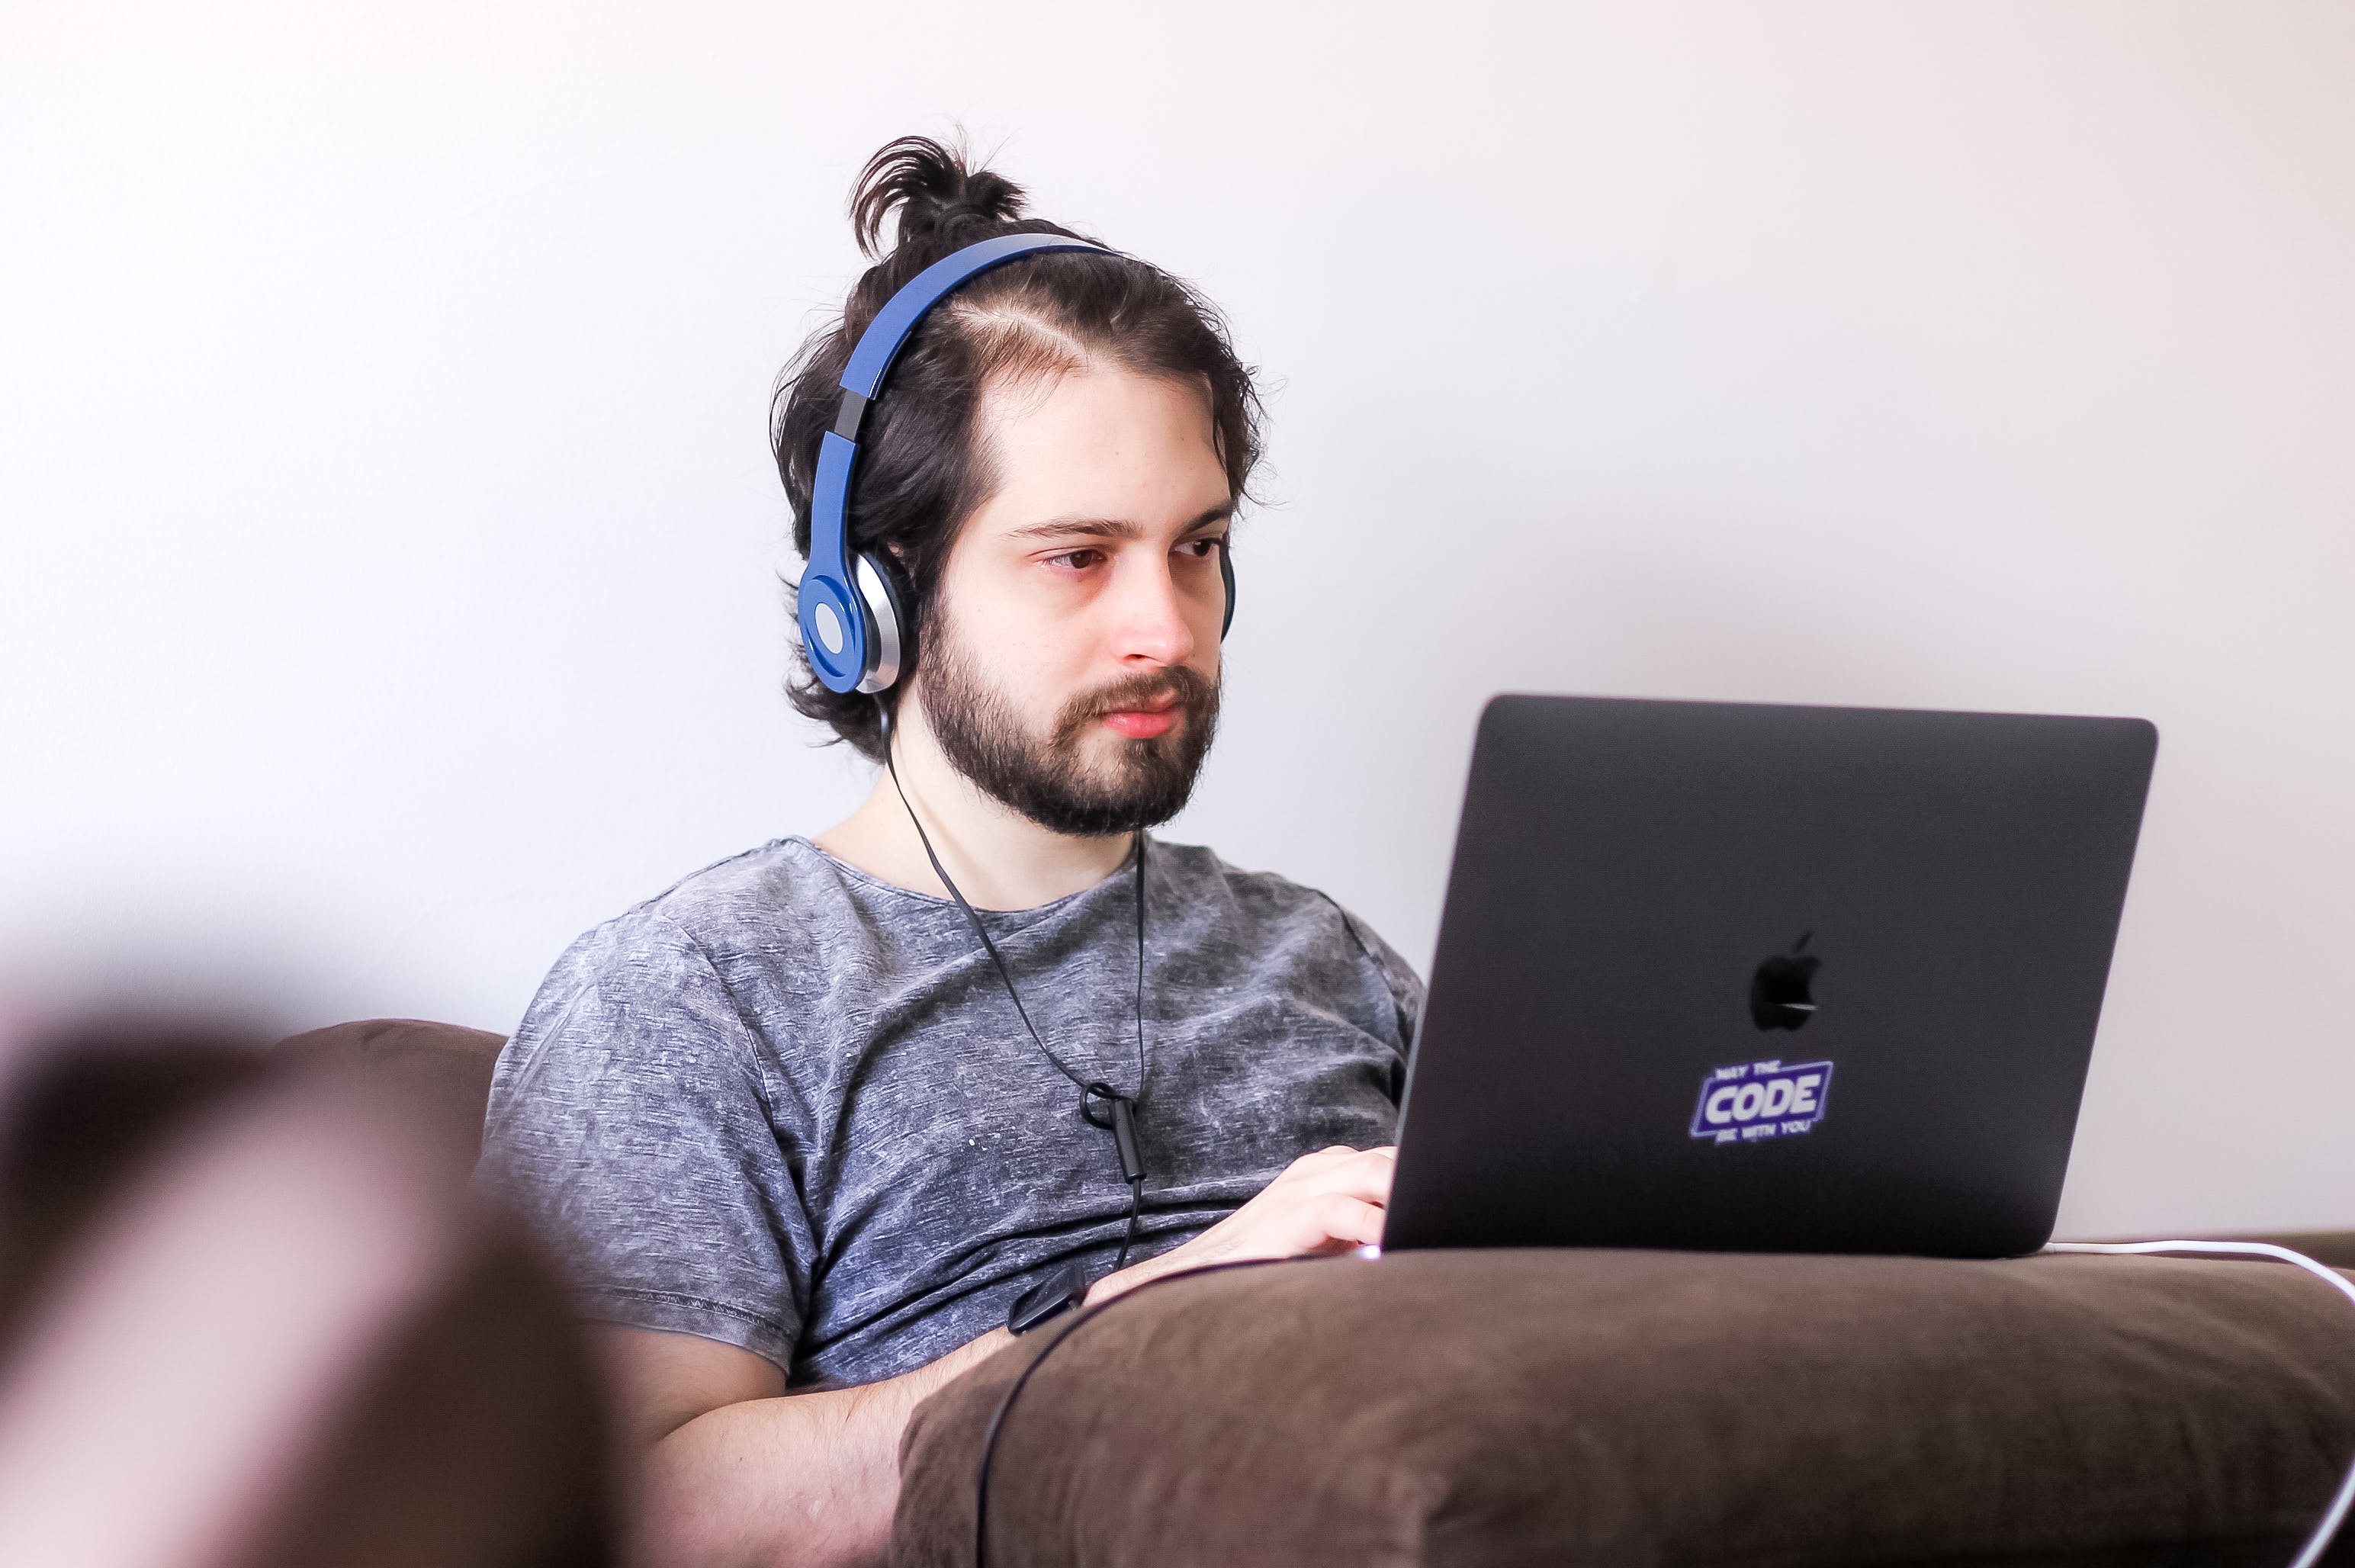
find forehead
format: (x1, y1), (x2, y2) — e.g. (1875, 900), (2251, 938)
(967, 366), (1230, 534)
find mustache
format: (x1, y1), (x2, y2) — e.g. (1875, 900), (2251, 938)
(1054, 666), (1219, 741)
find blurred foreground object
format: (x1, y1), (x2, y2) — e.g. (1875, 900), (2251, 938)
(0, 1018), (613, 1568)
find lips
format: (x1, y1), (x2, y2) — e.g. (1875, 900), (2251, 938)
(1100, 702), (1178, 740)
(1059, 668), (1218, 752)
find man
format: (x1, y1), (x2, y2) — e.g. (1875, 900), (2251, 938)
(479, 137), (1421, 1567)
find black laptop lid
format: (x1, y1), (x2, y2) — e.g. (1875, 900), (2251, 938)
(1382, 695), (2156, 1260)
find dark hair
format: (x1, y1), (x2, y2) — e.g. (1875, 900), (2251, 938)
(771, 134), (1265, 762)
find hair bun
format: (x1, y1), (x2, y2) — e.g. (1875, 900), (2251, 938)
(850, 135), (1028, 259)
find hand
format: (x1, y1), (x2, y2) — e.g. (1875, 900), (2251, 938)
(1088, 1144), (1395, 1304)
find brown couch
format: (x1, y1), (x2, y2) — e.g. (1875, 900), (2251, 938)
(280, 1020), (2355, 1568)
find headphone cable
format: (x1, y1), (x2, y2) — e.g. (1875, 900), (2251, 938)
(877, 701), (1151, 1270)
(973, 1254), (1306, 1568)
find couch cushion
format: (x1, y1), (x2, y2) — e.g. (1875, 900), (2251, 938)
(277, 1018), (506, 1175)
(895, 1248), (2355, 1567)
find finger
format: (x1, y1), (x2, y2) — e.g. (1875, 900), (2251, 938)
(1308, 1194), (1387, 1249)
(1274, 1145), (1364, 1185)
(1288, 1149), (1398, 1205)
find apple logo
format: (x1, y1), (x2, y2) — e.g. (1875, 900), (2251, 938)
(1749, 933), (1820, 1031)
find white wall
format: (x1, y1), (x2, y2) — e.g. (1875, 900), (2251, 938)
(3, 2), (2350, 1236)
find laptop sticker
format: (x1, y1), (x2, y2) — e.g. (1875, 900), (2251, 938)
(1689, 1059), (1834, 1144)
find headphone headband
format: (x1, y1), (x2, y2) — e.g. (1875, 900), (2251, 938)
(836, 234), (1110, 431)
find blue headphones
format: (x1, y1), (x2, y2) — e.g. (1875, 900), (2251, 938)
(798, 233), (1237, 696)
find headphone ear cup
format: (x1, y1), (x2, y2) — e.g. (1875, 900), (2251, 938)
(1219, 540), (1237, 641)
(851, 551), (913, 694)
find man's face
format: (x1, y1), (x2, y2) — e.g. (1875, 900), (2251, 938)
(912, 365), (1233, 837)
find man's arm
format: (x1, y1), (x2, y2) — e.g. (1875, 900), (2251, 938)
(604, 1323), (1011, 1568)
(609, 1144), (1396, 1568)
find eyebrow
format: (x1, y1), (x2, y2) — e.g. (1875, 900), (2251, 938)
(1002, 503), (1233, 544)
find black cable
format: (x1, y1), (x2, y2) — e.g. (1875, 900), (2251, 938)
(1112, 1172), (1144, 1273)
(972, 1255), (1303, 1568)
(1115, 827), (1149, 1271)
(1133, 821), (1150, 1097)
(879, 711), (1143, 1088)
(875, 701), (1151, 1269)
(866, 699), (1178, 1558)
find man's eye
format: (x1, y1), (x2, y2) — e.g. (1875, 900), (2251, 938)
(1179, 537), (1226, 560)
(1048, 548), (1104, 571)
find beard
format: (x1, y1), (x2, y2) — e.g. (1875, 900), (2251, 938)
(915, 613), (1221, 837)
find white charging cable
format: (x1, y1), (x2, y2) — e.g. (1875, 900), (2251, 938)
(2044, 1239), (2355, 1568)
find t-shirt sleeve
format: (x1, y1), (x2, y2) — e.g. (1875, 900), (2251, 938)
(1315, 892), (1425, 1064)
(476, 911), (811, 1371)
(1358, 920), (1425, 1054)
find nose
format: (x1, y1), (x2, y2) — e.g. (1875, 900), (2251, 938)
(1108, 550), (1200, 669)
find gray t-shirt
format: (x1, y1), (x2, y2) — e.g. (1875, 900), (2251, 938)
(477, 834), (1422, 1390)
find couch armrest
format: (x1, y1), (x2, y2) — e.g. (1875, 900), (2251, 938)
(897, 1248), (2355, 1568)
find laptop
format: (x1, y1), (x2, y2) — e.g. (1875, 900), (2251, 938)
(1380, 694), (2157, 1260)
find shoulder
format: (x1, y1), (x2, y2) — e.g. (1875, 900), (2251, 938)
(1145, 837), (1424, 1058)
(1148, 837), (1370, 932)
(543, 837), (870, 981)
(1149, 839), (1328, 921)
(503, 837), (879, 1070)
(1148, 839), (1424, 996)
(489, 844), (839, 1138)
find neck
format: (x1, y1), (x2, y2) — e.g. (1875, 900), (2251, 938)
(815, 698), (1136, 911)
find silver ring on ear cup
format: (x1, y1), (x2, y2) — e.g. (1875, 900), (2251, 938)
(852, 553), (908, 694)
